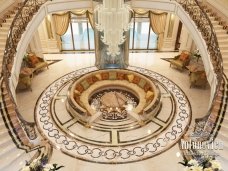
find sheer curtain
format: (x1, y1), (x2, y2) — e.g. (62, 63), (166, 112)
(149, 11), (167, 50)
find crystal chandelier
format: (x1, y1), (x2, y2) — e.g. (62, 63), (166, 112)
(94, 0), (131, 57)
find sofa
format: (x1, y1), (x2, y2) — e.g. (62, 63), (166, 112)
(17, 67), (34, 91)
(67, 69), (161, 121)
(23, 53), (48, 73)
(170, 50), (191, 70)
(190, 71), (207, 88)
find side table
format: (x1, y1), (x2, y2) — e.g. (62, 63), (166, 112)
(17, 67), (34, 91)
(186, 64), (207, 88)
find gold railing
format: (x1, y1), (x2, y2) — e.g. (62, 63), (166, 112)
(0, 0), (225, 158)
(1, 0), (48, 150)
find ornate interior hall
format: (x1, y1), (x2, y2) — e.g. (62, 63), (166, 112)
(0, 0), (228, 171)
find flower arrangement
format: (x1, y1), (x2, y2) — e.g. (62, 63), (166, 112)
(191, 49), (201, 62)
(21, 154), (64, 171)
(179, 157), (222, 171)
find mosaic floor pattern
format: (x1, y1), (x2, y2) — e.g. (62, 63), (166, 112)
(35, 66), (191, 163)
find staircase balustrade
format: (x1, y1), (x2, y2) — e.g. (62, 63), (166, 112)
(0, 0), (226, 162)
(1, 0), (48, 151)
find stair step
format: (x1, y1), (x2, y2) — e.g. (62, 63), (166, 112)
(0, 121), (7, 130)
(0, 130), (9, 137)
(216, 138), (228, 150)
(1, 22), (11, 27)
(209, 16), (216, 20)
(5, 18), (13, 22)
(223, 113), (228, 121)
(211, 20), (220, 25)
(0, 150), (28, 171)
(0, 136), (14, 148)
(0, 26), (9, 31)
(216, 34), (228, 39)
(218, 39), (228, 45)
(214, 27), (227, 34)
(0, 37), (7, 42)
(0, 146), (24, 168)
(0, 42), (6, 46)
(221, 50), (228, 56)
(213, 24), (223, 29)
(220, 44), (228, 49)
(215, 30), (227, 35)
(217, 132), (228, 142)
(0, 143), (16, 157)
(0, 30), (8, 34)
(220, 124), (228, 133)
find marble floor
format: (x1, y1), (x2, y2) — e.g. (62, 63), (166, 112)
(16, 52), (210, 171)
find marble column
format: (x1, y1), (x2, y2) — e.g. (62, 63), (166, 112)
(29, 30), (44, 58)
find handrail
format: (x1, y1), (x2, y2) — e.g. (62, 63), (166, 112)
(175, 0), (224, 139)
(0, 0), (225, 154)
(1, 0), (48, 142)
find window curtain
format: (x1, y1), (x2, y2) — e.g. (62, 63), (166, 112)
(53, 12), (70, 35)
(86, 11), (94, 29)
(149, 11), (167, 50)
(53, 12), (70, 49)
(71, 10), (94, 29)
(133, 9), (149, 15)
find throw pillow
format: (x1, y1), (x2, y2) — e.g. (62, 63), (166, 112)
(117, 72), (125, 80)
(132, 75), (140, 84)
(20, 67), (32, 75)
(138, 79), (146, 88)
(74, 93), (80, 102)
(74, 90), (81, 96)
(101, 72), (109, 80)
(144, 83), (151, 92)
(86, 77), (94, 85)
(95, 74), (102, 80)
(92, 75), (99, 82)
(109, 72), (117, 80)
(75, 84), (84, 93)
(81, 80), (90, 90)
(28, 55), (40, 67)
(145, 90), (154, 101)
(127, 74), (134, 82)
(179, 53), (189, 61)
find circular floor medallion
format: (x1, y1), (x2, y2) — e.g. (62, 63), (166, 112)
(89, 88), (139, 120)
(35, 66), (191, 164)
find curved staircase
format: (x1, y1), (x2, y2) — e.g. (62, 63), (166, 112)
(0, 4), (33, 170)
(0, 1), (50, 170)
(178, 1), (228, 169)
(0, 0), (227, 170)
(201, 4), (228, 167)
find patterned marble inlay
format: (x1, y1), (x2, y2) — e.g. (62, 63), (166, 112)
(35, 66), (191, 163)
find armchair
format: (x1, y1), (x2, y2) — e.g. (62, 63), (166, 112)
(190, 70), (207, 88)
(169, 50), (191, 70)
(23, 53), (48, 73)
(17, 67), (34, 91)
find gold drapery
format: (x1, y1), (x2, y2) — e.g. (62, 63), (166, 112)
(53, 12), (70, 36)
(149, 11), (167, 50)
(71, 10), (94, 29)
(133, 9), (149, 15)
(53, 12), (70, 49)
(86, 11), (95, 29)
(52, 10), (94, 50)
(133, 9), (167, 50)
